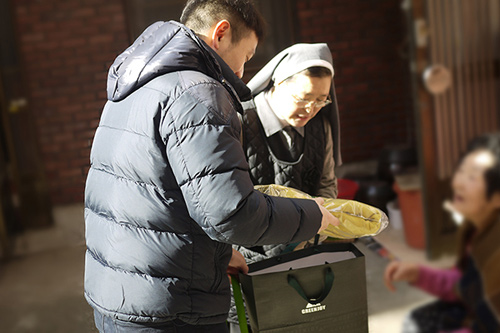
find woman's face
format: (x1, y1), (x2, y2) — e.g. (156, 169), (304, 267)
(270, 73), (331, 128)
(452, 150), (499, 227)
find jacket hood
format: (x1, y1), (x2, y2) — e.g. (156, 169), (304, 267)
(107, 21), (251, 102)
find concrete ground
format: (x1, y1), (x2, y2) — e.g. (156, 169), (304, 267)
(0, 204), (454, 332)
(0, 244), (96, 333)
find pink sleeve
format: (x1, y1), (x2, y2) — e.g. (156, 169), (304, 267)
(412, 265), (462, 301)
(439, 328), (472, 333)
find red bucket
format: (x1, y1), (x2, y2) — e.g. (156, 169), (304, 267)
(337, 178), (359, 200)
(393, 182), (425, 249)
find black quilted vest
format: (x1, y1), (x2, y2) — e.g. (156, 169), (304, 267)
(241, 100), (326, 196)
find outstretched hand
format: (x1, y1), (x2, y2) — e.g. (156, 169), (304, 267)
(384, 260), (419, 291)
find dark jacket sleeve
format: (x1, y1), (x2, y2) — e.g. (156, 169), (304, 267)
(160, 75), (321, 246)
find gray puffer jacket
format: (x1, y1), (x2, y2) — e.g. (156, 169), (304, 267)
(84, 21), (322, 325)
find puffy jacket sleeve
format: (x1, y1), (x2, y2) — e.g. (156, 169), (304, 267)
(160, 74), (321, 246)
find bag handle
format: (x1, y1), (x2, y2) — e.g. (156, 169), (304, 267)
(287, 267), (334, 304)
(230, 275), (249, 333)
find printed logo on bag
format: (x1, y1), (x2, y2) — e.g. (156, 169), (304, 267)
(301, 302), (326, 315)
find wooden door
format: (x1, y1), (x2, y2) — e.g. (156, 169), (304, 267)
(406, 0), (500, 258)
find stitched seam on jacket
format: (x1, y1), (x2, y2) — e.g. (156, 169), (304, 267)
(91, 167), (168, 195)
(85, 292), (228, 321)
(87, 245), (220, 283)
(87, 217), (216, 282)
(86, 208), (176, 234)
(86, 212), (215, 292)
(97, 124), (155, 140)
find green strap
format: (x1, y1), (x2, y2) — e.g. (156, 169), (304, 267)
(287, 267), (334, 304)
(231, 275), (249, 333)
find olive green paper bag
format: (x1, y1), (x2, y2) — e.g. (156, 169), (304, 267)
(239, 243), (368, 332)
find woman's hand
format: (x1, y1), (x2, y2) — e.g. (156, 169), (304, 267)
(384, 260), (420, 291)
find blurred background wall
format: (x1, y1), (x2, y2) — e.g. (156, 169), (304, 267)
(0, 0), (412, 201)
(0, 0), (498, 259)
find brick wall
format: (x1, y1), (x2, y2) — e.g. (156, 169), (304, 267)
(295, 0), (415, 162)
(12, 0), (129, 204)
(10, 0), (414, 205)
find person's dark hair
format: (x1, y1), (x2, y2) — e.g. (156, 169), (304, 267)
(279, 67), (332, 87)
(463, 132), (500, 199)
(180, 0), (266, 43)
(299, 66), (332, 78)
(281, 66), (332, 85)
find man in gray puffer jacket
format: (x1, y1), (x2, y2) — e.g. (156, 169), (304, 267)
(84, 1), (338, 332)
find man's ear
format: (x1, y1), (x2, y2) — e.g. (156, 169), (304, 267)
(211, 20), (231, 50)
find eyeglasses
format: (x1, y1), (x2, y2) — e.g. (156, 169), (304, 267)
(290, 94), (332, 109)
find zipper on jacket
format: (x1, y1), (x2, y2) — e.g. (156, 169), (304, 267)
(220, 78), (243, 114)
(210, 242), (225, 293)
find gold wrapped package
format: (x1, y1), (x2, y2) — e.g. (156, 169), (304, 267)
(255, 184), (389, 239)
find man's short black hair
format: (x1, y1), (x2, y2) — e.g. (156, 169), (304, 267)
(180, 0), (266, 43)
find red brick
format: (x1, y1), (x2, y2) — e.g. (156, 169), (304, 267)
(12, 0), (412, 203)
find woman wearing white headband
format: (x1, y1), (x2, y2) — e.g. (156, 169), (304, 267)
(229, 43), (343, 332)
(241, 42), (341, 198)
